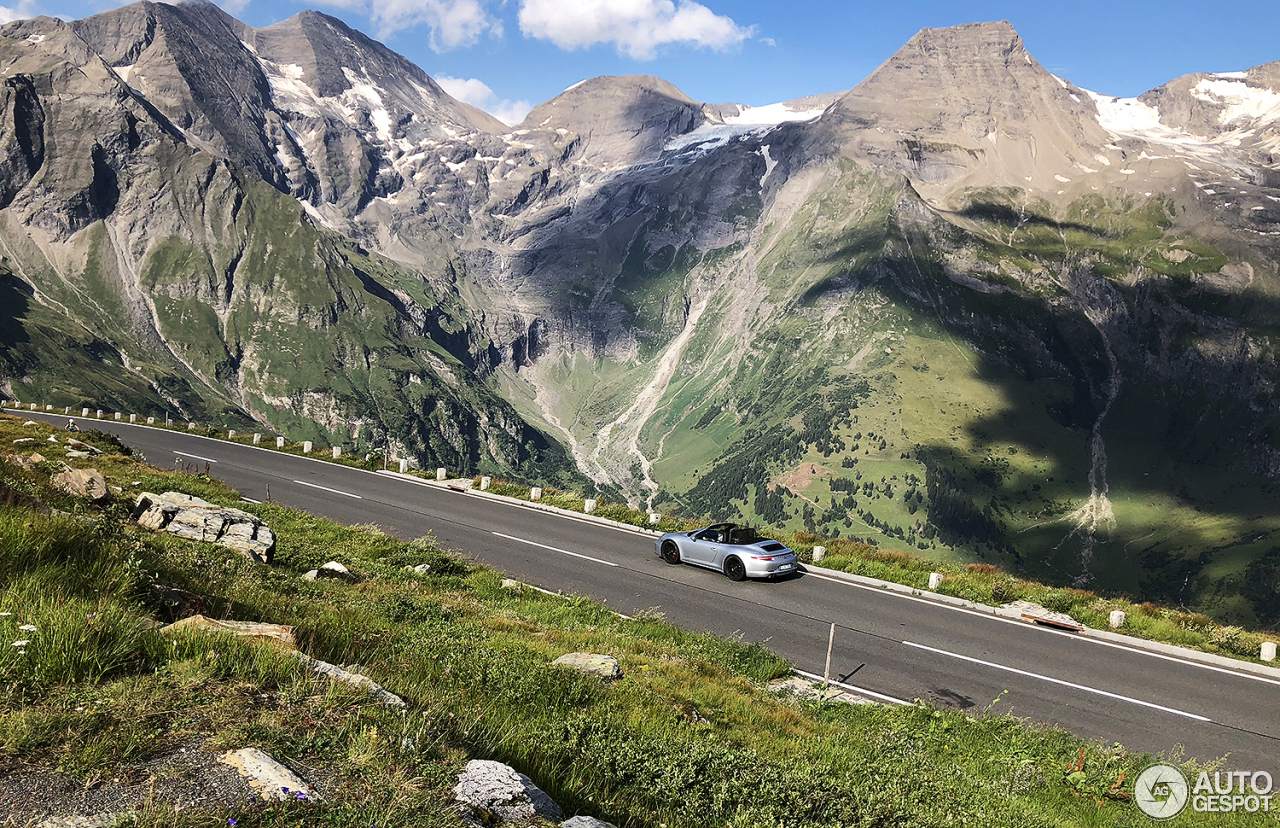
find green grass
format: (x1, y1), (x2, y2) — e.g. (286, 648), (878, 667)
(3, 417), (1272, 826)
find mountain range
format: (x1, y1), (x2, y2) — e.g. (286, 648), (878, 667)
(1, 2), (1278, 624)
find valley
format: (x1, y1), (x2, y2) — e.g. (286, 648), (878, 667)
(0, 7), (1277, 624)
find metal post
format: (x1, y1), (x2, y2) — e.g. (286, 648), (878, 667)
(823, 622), (835, 694)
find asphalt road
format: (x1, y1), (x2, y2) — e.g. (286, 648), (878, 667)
(11, 410), (1280, 770)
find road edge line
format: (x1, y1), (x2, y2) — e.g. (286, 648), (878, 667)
(12, 409), (1280, 684)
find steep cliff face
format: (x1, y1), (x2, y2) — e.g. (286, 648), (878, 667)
(1, 7), (1279, 620)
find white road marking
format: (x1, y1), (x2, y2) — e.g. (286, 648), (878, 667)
(174, 450), (217, 464)
(793, 669), (910, 705)
(27, 409), (1271, 693)
(492, 531), (618, 567)
(903, 640), (1211, 722)
(292, 480), (363, 499)
(802, 570), (1280, 688)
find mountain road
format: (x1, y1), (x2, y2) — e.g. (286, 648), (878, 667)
(11, 410), (1280, 771)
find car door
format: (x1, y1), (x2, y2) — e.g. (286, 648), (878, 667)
(686, 529), (720, 567)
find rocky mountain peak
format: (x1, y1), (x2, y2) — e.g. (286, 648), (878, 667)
(825, 20), (1112, 202)
(519, 74), (711, 168)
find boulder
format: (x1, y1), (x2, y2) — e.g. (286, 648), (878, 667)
(562, 818), (618, 828)
(66, 450), (92, 459)
(52, 467), (110, 503)
(552, 653), (622, 680)
(453, 759), (564, 826)
(218, 747), (319, 802)
(133, 492), (275, 563)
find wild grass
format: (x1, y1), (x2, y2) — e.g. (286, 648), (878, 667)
(0, 414), (1273, 825)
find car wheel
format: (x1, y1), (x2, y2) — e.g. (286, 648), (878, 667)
(660, 540), (681, 565)
(724, 556), (746, 582)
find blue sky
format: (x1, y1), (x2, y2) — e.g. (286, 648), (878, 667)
(9, 0), (1280, 125)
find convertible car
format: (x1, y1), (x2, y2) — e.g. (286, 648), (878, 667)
(655, 523), (799, 581)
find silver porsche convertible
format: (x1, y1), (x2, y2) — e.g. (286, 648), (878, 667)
(655, 523), (799, 581)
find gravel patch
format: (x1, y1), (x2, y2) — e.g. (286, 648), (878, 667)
(0, 738), (331, 826)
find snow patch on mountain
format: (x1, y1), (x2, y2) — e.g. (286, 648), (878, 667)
(1085, 88), (1269, 172)
(726, 102), (825, 126)
(1192, 78), (1280, 126)
(665, 101), (824, 154)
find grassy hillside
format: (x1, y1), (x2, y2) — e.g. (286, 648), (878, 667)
(0, 416), (1266, 826)
(605, 166), (1280, 628)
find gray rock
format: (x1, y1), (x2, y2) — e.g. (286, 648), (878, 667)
(133, 492), (275, 563)
(302, 561), (357, 581)
(453, 759), (563, 826)
(552, 653), (622, 680)
(217, 747), (319, 802)
(562, 817), (619, 828)
(66, 449), (92, 459)
(296, 652), (407, 709)
(52, 467), (110, 503)
(66, 438), (102, 454)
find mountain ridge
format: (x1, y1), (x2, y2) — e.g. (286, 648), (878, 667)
(1, 7), (1279, 622)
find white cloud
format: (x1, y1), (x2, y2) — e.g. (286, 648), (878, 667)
(217, 0), (251, 17)
(518, 0), (754, 60)
(311, 0), (500, 51)
(0, 0), (38, 24)
(436, 74), (532, 126)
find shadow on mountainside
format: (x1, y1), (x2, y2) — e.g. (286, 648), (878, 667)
(799, 214), (1280, 627)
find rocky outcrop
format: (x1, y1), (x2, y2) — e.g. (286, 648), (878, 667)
(561, 817), (618, 828)
(52, 467), (110, 503)
(453, 759), (564, 826)
(133, 492), (275, 562)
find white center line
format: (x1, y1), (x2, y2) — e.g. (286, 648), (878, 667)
(174, 450), (217, 464)
(802, 570), (1280, 688)
(903, 640), (1211, 722)
(292, 480), (363, 499)
(492, 531), (618, 567)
